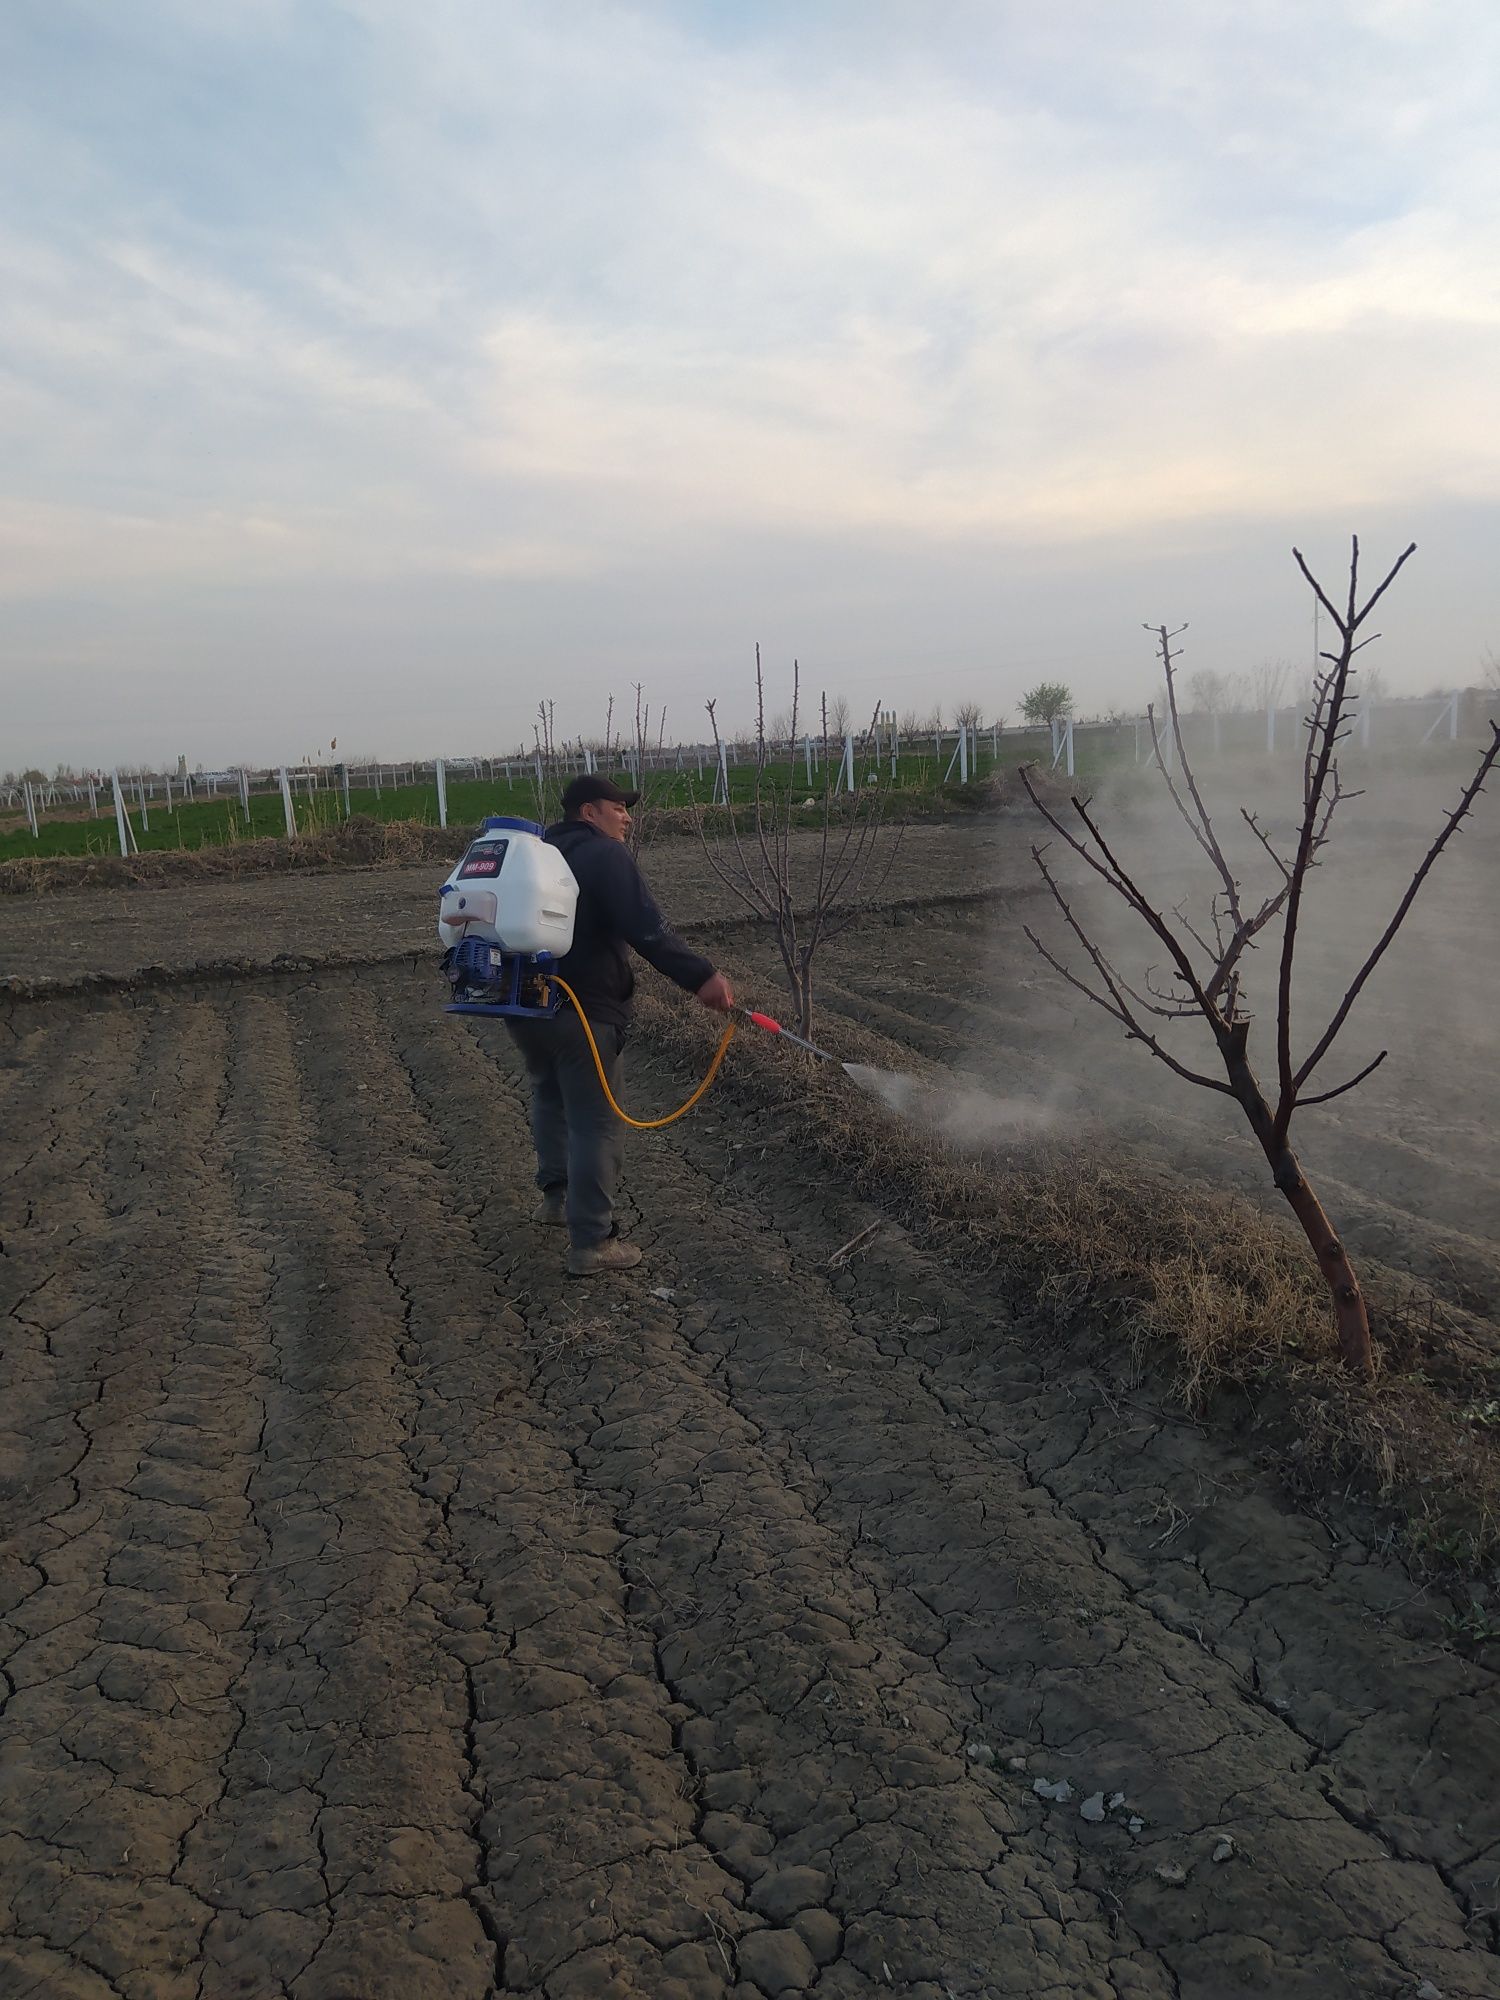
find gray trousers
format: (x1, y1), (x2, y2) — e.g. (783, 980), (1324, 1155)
(506, 1013), (626, 1249)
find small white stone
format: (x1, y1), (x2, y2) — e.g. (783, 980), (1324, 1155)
(1079, 1792), (1107, 1824)
(1154, 1862), (1187, 1886)
(1212, 1836), (1236, 1864)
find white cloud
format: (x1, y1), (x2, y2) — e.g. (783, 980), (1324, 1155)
(4, 0), (1500, 762)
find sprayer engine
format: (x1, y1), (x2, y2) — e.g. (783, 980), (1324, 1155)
(438, 817), (579, 1017)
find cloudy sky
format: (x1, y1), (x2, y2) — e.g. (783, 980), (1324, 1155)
(3, 0), (1498, 768)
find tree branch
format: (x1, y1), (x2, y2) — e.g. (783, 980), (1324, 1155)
(1298, 1050), (1388, 1107)
(1293, 721), (1499, 1090)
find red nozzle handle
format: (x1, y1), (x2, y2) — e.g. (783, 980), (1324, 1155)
(746, 1010), (783, 1034)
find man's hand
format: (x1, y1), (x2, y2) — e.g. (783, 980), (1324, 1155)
(695, 971), (735, 1013)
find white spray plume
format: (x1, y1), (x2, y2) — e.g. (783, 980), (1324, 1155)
(842, 1064), (1062, 1147)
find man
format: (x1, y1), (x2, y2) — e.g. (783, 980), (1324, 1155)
(506, 773), (735, 1276)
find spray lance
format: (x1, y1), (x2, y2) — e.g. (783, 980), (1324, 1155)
(740, 1009), (854, 1071)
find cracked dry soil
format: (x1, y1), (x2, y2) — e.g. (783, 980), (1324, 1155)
(2, 963), (1498, 2000)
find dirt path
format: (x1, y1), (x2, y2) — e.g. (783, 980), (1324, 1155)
(4, 965), (1496, 1998)
(0, 823), (1028, 989)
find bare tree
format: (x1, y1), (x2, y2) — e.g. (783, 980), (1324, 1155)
(530, 700), (562, 825)
(955, 699), (984, 730)
(1020, 539), (1499, 1376)
(828, 694), (853, 736)
(695, 649), (904, 1038)
(625, 682), (674, 855)
(1248, 659), (1293, 711)
(1186, 668), (1243, 715)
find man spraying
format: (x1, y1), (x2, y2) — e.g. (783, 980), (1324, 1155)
(507, 774), (735, 1275)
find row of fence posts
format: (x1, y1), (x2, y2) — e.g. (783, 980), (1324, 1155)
(16, 693), (1475, 856)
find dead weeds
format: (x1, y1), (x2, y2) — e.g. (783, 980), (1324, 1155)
(0, 815), (457, 895)
(638, 980), (1500, 1588)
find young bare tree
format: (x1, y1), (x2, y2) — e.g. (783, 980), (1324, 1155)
(624, 682), (674, 855)
(530, 700), (563, 824)
(695, 649), (904, 1038)
(1020, 539), (1499, 1376)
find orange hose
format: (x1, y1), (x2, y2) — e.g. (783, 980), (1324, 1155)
(550, 975), (736, 1129)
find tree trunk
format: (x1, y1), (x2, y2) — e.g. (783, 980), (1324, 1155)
(797, 963), (814, 1042)
(1273, 1158), (1373, 1378)
(1220, 1036), (1374, 1378)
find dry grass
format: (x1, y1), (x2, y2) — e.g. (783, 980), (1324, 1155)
(0, 816), (456, 895)
(638, 973), (1500, 1582)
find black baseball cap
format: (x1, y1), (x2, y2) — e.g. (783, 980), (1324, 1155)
(561, 773), (640, 813)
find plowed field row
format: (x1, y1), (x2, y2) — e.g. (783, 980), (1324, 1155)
(3, 965), (1497, 1999)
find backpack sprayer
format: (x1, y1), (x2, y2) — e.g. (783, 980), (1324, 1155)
(438, 818), (850, 1124)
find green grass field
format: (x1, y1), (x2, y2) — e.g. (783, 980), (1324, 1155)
(3, 744), (1110, 863)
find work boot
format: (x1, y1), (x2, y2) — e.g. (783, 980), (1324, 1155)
(566, 1239), (643, 1278)
(534, 1189), (567, 1228)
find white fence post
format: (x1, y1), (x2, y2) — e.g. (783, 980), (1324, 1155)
(805, 737), (814, 786)
(959, 726), (970, 784)
(842, 733), (855, 793)
(341, 763), (351, 818)
(279, 766), (296, 838)
(435, 757), (448, 829)
(110, 771), (134, 856)
(23, 780), (38, 837)
(87, 777), (97, 817)
(1420, 694), (1460, 746)
(238, 767), (250, 814)
(1065, 718), (1075, 778)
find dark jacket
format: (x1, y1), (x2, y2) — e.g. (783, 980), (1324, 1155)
(545, 820), (714, 1028)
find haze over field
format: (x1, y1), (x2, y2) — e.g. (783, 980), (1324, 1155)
(4, 0), (1499, 767)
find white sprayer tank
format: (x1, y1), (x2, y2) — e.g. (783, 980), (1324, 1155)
(437, 819), (578, 957)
